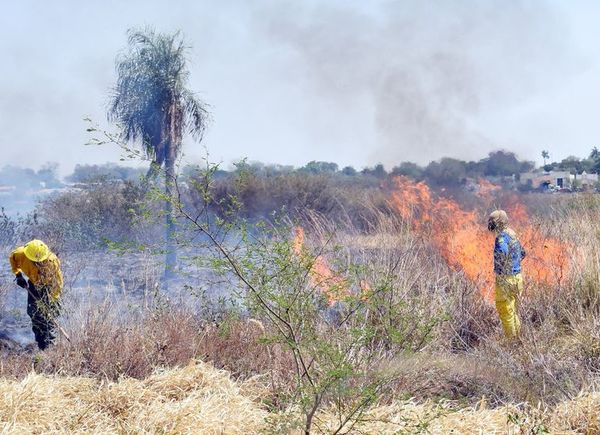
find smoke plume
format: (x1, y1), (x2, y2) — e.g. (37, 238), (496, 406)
(259, 0), (572, 165)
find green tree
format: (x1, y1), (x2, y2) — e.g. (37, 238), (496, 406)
(589, 147), (600, 174)
(483, 151), (530, 177)
(541, 150), (550, 166)
(171, 172), (445, 432)
(341, 166), (357, 176)
(108, 28), (208, 278)
(390, 162), (424, 180)
(424, 158), (466, 186)
(301, 161), (339, 174)
(361, 163), (387, 178)
(556, 156), (594, 174)
(37, 162), (61, 188)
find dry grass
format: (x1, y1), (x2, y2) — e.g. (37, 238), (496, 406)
(319, 400), (522, 434)
(0, 301), (293, 390)
(0, 360), (598, 434)
(0, 361), (268, 434)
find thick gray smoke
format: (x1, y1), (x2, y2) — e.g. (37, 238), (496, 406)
(259, 0), (573, 165)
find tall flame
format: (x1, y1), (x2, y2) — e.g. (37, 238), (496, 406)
(292, 227), (348, 305)
(389, 177), (571, 301)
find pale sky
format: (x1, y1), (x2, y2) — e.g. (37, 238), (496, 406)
(1, 0), (600, 176)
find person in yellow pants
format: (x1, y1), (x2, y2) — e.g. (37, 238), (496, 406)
(488, 210), (526, 339)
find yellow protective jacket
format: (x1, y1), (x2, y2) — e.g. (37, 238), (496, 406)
(9, 246), (63, 300)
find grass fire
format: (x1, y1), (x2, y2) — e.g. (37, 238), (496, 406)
(2, 3), (600, 434)
(389, 176), (573, 302)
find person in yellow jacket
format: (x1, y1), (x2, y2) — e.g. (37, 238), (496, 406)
(9, 239), (63, 350)
(488, 210), (526, 340)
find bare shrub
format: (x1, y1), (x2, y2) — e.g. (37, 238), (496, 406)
(198, 317), (295, 403)
(24, 181), (153, 252)
(198, 170), (393, 230)
(0, 300), (295, 398)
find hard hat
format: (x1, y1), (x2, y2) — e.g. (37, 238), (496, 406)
(24, 239), (50, 262)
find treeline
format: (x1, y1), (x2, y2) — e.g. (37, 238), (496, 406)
(19, 150), (531, 187)
(0, 150), (551, 249)
(0, 151), (534, 222)
(0, 150), (548, 190)
(0, 163), (145, 188)
(212, 150), (534, 187)
(541, 147), (600, 174)
(0, 163), (62, 189)
(66, 163), (146, 183)
(7, 148), (600, 191)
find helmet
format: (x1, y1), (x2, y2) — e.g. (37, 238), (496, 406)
(24, 239), (50, 262)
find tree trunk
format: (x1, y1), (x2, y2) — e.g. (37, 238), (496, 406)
(163, 103), (182, 282)
(164, 153), (177, 281)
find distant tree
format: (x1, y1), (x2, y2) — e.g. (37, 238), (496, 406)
(372, 163), (387, 178)
(341, 166), (357, 176)
(361, 163), (387, 179)
(390, 162), (424, 180)
(519, 160), (535, 173)
(464, 160), (484, 178)
(67, 163), (145, 183)
(556, 156), (594, 174)
(589, 147), (600, 174)
(424, 158), (466, 186)
(108, 28), (209, 278)
(300, 161), (338, 174)
(37, 162), (61, 188)
(541, 150), (550, 166)
(483, 151), (525, 177)
(0, 165), (48, 189)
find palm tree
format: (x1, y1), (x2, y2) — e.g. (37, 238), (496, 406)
(541, 150), (550, 167)
(590, 147), (600, 161)
(108, 28), (208, 279)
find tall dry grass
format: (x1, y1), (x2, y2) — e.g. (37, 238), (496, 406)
(297, 200), (600, 408)
(0, 299), (294, 390)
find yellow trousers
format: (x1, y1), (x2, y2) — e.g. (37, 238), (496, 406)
(495, 273), (523, 339)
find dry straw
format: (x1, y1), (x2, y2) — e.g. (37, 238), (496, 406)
(0, 361), (268, 434)
(0, 359), (598, 434)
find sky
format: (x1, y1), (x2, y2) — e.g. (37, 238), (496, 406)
(2, 0), (600, 176)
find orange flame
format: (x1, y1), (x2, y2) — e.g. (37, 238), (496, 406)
(507, 201), (570, 286)
(292, 227), (349, 305)
(389, 177), (571, 301)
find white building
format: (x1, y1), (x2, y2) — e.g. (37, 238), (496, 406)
(574, 171), (598, 187)
(520, 171), (574, 189)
